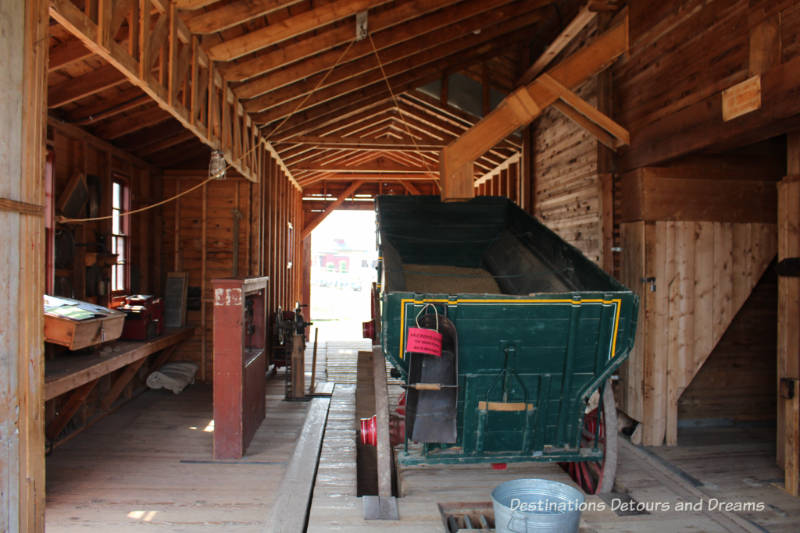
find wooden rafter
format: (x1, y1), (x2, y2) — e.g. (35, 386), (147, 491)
(234, 0), (542, 101)
(49, 37), (93, 71)
(274, 136), (445, 150)
(517, 3), (597, 86)
(302, 181), (361, 238)
(440, 16), (629, 200)
(220, 0), (465, 82)
(49, 0), (271, 183)
(249, 14), (544, 120)
(93, 106), (170, 139)
(48, 64), (126, 108)
(184, 0), (305, 34)
(208, 0), (392, 62)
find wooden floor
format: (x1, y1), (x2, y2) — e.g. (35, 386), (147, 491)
(45, 338), (800, 532)
(308, 342), (800, 533)
(46, 378), (309, 532)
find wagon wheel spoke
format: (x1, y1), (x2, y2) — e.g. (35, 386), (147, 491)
(560, 379), (618, 494)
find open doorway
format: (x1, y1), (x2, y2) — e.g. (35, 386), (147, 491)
(309, 210), (378, 341)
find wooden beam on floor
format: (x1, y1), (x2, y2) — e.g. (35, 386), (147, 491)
(267, 396), (331, 533)
(439, 16), (628, 201)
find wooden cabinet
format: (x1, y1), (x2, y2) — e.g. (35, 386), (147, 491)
(212, 277), (268, 459)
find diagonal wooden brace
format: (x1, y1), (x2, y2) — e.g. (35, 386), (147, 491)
(440, 15), (629, 201)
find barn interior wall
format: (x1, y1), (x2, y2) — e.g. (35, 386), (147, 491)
(161, 163), (301, 382)
(48, 120), (161, 302)
(616, 0), (800, 171)
(531, 19), (603, 265)
(678, 266), (778, 423)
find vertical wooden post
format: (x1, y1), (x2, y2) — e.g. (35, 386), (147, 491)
(200, 181), (208, 382)
(0, 0), (47, 529)
(778, 134), (800, 478)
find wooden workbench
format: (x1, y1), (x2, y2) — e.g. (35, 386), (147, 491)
(45, 327), (194, 443)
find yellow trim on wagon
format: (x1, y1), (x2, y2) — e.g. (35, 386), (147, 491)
(397, 297), (623, 360)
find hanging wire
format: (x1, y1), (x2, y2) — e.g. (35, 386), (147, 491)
(367, 33), (439, 182)
(265, 38), (357, 141)
(55, 138), (263, 224)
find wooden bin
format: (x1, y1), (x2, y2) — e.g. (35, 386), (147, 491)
(44, 311), (125, 351)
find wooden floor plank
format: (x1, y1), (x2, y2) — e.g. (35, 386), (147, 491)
(268, 396), (331, 532)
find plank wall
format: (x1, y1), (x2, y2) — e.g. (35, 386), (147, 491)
(619, 221), (776, 445)
(45, 120), (162, 449)
(49, 119), (161, 300)
(532, 20), (603, 265)
(616, 0), (800, 170)
(161, 159), (301, 382)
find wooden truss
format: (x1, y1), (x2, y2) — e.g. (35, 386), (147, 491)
(440, 12), (631, 201)
(50, 0), (265, 183)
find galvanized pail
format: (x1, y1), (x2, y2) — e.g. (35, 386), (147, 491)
(491, 478), (584, 533)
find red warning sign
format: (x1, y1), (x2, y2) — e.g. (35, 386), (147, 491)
(406, 327), (443, 356)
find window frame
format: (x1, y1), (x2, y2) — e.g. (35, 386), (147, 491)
(110, 175), (131, 295)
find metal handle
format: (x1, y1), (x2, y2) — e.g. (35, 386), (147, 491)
(508, 511), (527, 533)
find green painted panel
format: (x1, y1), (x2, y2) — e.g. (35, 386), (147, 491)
(375, 196), (638, 464)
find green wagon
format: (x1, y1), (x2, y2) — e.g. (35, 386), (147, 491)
(369, 196), (638, 494)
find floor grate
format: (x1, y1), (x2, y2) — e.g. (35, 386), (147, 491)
(438, 502), (495, 531)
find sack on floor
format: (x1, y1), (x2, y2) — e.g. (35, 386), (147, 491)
(146, 361), (199, 394)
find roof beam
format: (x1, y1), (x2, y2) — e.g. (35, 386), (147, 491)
(208, 0), (391, 61)
(250, 15), (544, 121)
(92, 106), (170, 139)
(174, 0), (218, 8)
(74, 94), (151, 126)
(47, 64), (127, 108)
(274, 136), (444, 150)
(184, 0), (305, 34)
(49, 37), (94, 71)
(137, 130), (196, 156)
(302, 181), (361, 238)
(235, 0), (542, 100)
(220, 0), (464, 81)
(50, 0), (265, 183)
(440, 16), (629, 200)
(517, 3), (597, 86)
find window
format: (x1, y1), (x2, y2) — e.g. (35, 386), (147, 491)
(44, 150), (55, 294)
(111, 178), (130, 293)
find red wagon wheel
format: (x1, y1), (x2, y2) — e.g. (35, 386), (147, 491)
(561, 379), (618, 494)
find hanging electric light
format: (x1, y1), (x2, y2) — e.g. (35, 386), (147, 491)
(209, 149), (227, 180)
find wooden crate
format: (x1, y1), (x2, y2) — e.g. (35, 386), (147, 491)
(44, 311), (125, 351)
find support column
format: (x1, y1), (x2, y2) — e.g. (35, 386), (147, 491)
(0, 0), (48, 530)
(778, 134), (800, 492)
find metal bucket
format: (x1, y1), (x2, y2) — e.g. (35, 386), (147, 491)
(491, 478), (584, 533)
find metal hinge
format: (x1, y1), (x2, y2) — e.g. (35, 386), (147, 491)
(641, 277), (656, 292)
